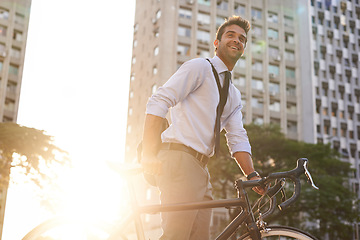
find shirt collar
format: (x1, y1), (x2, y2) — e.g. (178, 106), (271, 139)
(211, 56), (233, 75)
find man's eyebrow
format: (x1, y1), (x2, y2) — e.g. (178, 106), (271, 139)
(225, 30), (236, 35)
(225, 30), (247, 38)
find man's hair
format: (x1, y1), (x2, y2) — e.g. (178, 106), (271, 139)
(216, 15), (251, 41)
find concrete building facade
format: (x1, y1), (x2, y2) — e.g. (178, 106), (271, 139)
(0, 0), (32, 238)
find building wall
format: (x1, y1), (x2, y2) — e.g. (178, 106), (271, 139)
(310, 0), (360, 237)
(0, 0), (32, 238)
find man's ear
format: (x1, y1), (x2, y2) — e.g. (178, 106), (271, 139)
(213, 39), (219, 49)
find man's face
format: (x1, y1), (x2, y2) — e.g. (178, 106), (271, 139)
(214, 25), (247, 64)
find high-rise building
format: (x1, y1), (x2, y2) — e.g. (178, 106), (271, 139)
(0, 0), (32, 238)
(126, 0), (359, 238)
(310, 0), (360, 237)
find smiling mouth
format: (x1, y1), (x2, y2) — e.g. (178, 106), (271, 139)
(230, 46), (240, 51)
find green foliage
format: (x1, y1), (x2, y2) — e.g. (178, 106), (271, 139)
(208, 123), (359, 239)
(0, 122), (69, 189)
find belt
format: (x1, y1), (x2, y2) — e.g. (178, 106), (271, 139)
(160, 143), (210, 166)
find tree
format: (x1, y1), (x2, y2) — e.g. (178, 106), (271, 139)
(0, 122), (69, 189)
(208, 123), (359, 239)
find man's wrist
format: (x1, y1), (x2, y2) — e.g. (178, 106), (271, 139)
(246, 171), (260, 180)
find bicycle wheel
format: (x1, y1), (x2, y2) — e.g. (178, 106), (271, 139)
(238, 225), (318, 240)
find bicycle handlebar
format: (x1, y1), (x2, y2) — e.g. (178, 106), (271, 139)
(237, 158), (318, 211)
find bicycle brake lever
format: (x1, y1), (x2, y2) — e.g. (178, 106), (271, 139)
(303, 161), (319, 190)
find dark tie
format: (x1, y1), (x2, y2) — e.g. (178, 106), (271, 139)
(214, 71), (230, 155)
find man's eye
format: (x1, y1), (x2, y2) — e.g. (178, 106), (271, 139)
(239, 37), (246, 43)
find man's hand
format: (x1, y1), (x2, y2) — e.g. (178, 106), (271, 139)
(141, 155), (162, 176)
(248, 175), (266, 195)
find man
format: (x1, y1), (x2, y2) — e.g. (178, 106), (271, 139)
(141, 16), (263, 239)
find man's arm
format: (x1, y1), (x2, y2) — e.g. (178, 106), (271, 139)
(233, 151), (265, 195)
(141, 114), (165, 175)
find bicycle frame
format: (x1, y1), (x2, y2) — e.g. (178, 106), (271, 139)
(109, 179), (260, 240)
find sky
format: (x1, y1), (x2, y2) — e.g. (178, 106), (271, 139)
(2, 0), (136, 239)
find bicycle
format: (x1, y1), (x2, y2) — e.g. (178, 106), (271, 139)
(22, 158), (319, 240)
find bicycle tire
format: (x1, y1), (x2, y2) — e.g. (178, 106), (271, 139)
(22, 216), (115, 240)
(238, 225), (318, 240)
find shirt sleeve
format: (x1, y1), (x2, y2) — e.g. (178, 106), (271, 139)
(224, 105), (252, 156)
(146, 58), (208, 118)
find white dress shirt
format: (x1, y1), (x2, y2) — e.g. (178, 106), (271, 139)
(146, 56), (251, 157)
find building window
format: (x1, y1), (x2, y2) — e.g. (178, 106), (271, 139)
(0, 25), (7, 37)
(251, 8), (262, 20)
(323, 107), (328, 115)
(179, 8), (192, 20)
(284, 16), (293, 27)
(197, 12), (210, 25)
(251, 78), (263, 90)
(15, 13), (25, 26)
(252, 41), (264, 54)
(285, 50), (295, 61)
(177, 44), (190, 56)
(286, 84), (296, 96)
(10, 47), (21, 59)
(9, 64), (18, 75)
(0, 8), (9, 20)
(234, 4), (245, 16)
(197, 48), (209, 58)
(268, 64), (279, 76)
(216, 16), (226, 28)
(252, 25), (262, 38)
(268, 28), (278, 40)
(252, 60), (263, 72)
(178, 26), (191, 37)
(132, 56), (136, 64)
(155, 9), (161, 20)
(134, 23), (139, 33)
(152, 84), (157, 94)
(269, 101), (280, 112)
(128, 108), (133, 116)
(253, 116), (264, 125)
(233, 75), (245, 87)
(130, 73), (135, 81)
(197, 30), (210, 44)
(236, 58), (246, 68)
(7, 82), (17, 94)
(267, 12), (278, 23)
(287, 121), (297, 134)
(287, 103), (297, 114)
(4, 98), (15, 112)
(217, 0), (228, 11)
(285, 33), (294, 44)
(251, 97), (264, 109)
(153, 66), (158, 75)
(269, 82), (280, 94)
(154, 46), (159, 56)
(198, 0), (211, 6)
(269, 46), (279, 57)
(286, 68), (295, 78)
(13, 30), (22, 41)
(0, 61), (3, 72)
